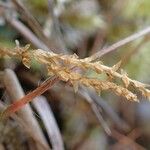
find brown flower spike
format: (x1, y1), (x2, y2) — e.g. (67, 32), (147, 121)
(1, 45), (150, 102)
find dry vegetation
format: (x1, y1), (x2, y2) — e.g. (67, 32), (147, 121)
(0, 0), (150, 150)
(1, 44), (150, 105)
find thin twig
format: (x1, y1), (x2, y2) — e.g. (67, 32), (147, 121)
(20, 74), (128, 134)
(91, 102), (111, 135)
(87, 26), (150, 61)
(87, 88), (130, 131)
(2, 75), (59, 117)
(2, 69), (50, 150)
(78, 86), (111, 134)
(121, 36), (149, 67)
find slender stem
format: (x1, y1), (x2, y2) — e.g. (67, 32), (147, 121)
(2, 69), (51, 150)
(2, 76), (59, 118)
(91, 102), (111, 135)
(87, 26), (150, 61)
(121, 36), (149, 67)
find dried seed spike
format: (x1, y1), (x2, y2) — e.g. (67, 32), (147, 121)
(1, 44), (150, 102)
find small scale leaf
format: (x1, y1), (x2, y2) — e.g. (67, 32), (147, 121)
(112, 61), (122, 72)
(121, 69), (130, 88)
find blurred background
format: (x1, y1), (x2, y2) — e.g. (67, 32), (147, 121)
(0, 0), (150, 149)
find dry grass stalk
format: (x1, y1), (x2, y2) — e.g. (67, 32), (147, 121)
(3, 69), (50, 150)
(1, 74), (59, 118)
(0, 45), (150, 102)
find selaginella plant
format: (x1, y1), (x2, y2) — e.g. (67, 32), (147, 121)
(1, 44), (150, 106)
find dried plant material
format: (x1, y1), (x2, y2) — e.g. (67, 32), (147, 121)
(121, 69), (130, 88)
(112, 61), (122, 72)
(3, 69), (50, 150)
(1, 76), (59, 118)
(0, 45), (150, 102)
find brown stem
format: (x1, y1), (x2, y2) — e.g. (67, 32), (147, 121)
(87, 26), (150, 61)
(2, 76), (59, 118)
